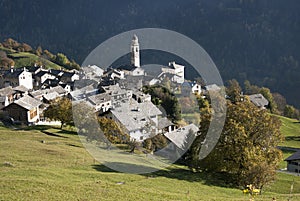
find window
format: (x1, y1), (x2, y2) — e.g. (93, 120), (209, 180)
(29, 108), (37, 119)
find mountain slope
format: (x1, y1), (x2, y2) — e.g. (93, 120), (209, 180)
(0, 0), (299, 107)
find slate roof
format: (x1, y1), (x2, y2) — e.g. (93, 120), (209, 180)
(49, 86), (66, 95)
(29, 90), (44, 98)
(42, 79), (60, 87)
(88, 93), (111, 105)
(103, 68), (123, 76)
(35, 70), (51, 77)
(4, 69), (25, 78)
(164, 124), (199, 151)
(13, 95), (41, 110)
(13, 85), (29, 93)
(26, 66), (41, 73)
(61, 72), (75, 78)
(102, 84), (126, 95)
(0, 86), (15, 96)
(69, 85), (96, 101)
(158, 117), (174, 130)
(111, 100), (162, 132)
(249, 94), (269, 108)
(43, 91), (60, 101)
(285, 151), (300, 161)
(49, 69), (63, 76)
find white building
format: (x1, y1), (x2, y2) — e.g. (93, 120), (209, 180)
(161, 62), (185, 84)
(87, 93), (112, 113)
(131, 34), (140, 67)
(1, 68), (33, 90)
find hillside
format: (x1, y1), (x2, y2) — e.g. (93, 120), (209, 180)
(1, 116), (299, 200)
(0, 39), (80, 70)
(278, 115), (300, 149)
(6, 52), (62, 70)
(0, 0), (299, 108)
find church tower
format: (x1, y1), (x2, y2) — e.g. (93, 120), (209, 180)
(131, 34), (140, 67)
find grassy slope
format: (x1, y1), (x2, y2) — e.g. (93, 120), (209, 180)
(277, 115), (300, 148)
(0, 123), (299, 201)
(8, 52), (62, 70)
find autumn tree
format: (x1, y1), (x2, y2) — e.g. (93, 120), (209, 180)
(98, 117), (129, 144)
(44, 97), (73, 129)
(35, 46), (43, 56)
(259, 87), (279, 114)
(188, 98), (283, 189)
(226, 79), (242, 103)
(55, 53), (70, 66)
(284, 105), (300, 119)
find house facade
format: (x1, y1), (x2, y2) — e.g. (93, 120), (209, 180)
(161, 62), (185, 84)
(0, 68), (33, 89)
(285, 151), (300, 173)
(3, 95), (41, 124)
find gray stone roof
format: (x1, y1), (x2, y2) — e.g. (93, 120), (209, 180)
(158, 117), (174, 130)
(164, 124), (199, 151)
(35, 70), (50, 77)
(0, 86), (14, 96)
(61, 72), (75, 78)
(285, 151), (300, 161)
(249, 94), (269, 108)
(102, 84), (126, 95)
(13, 85), (29, 93)
(43, 91), (60, 101)
(50, 86), (66, 95)
(14, 95), (41, 110)
(111, 99), (162, 132)
(88, 93), (111, 105)
(4, 69), (25, 78)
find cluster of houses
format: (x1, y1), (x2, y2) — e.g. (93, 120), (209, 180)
(0, 65), (78, 125)
(0, 34), (277, 158)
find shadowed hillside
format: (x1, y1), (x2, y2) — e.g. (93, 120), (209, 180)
(0, 0), (299, 107)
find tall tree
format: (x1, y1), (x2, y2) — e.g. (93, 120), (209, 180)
(188, 99), (283, 189)
(44, 97), (73, 129)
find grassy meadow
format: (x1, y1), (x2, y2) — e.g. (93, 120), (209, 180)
(0, 116), (300, 201)
(8, 52), (62, 69)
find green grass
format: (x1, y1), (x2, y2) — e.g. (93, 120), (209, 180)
(1, 125), (299, 200)
(0, 46), (16, 54)
(8, 52), (62, 69)
(277, 115), (300, 148)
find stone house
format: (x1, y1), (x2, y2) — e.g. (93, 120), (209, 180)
(2, 95), (41, 124)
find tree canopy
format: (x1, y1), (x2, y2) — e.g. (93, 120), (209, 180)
(44, 97), (73, 129)
(143, 85), (181, 123)
(187, 96), (284, 189)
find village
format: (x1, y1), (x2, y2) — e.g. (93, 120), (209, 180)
(0, 35), (275, 153)
(2, 35), (298, 173)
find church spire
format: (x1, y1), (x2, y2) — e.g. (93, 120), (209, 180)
(131, 34), (140, 67)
